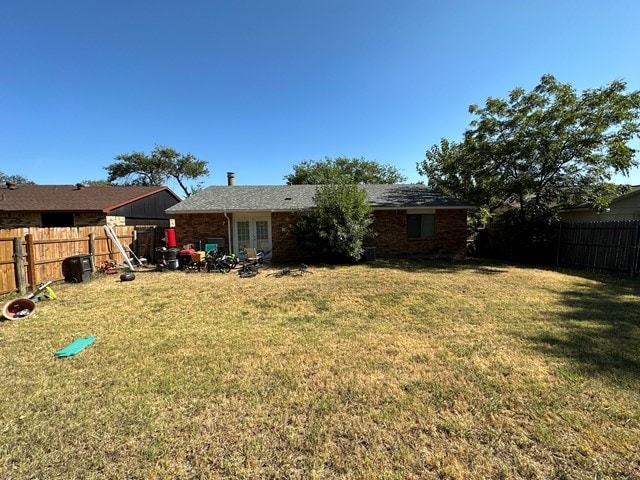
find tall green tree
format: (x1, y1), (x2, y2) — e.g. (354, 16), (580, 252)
(0, 172), (34, 185)
(80, 179), (114, 186)
(291, 182), (375, 262)
(285, 156), (406, 185)
(105, 145), (209, 197)
(419, 75), (640, 225)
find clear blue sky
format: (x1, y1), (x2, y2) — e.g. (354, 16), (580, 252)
(2, 0), (639, 195)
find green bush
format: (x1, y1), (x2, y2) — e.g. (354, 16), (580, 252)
(292, 183), (375, 262)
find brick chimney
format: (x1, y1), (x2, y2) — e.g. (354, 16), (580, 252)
(227, 172), (235, 186)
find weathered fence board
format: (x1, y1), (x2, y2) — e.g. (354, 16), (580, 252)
(0, 226), (137, 295)
(557, 221), (640, 275)
(0, 235), (17, 294)
(133, 226), (160, 263)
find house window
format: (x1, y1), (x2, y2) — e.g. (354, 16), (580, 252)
(407, 213), (435, 239)
(237, 221), (250, 250)
(41, 212), (74, 227)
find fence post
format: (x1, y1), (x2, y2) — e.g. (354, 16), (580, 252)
(555, 223), (562, 266)
(13, 237), (27, 295)
(88, 232), (95, 271)
(25, 233), (37, 290)
(632, 222), (640, 277)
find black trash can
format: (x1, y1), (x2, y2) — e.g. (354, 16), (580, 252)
(156, 247), (180, 271)
(62, 254), (93, 283)
(165, 247), (180, 270)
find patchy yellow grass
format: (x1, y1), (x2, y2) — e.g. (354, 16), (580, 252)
(1, 259), (639, 479)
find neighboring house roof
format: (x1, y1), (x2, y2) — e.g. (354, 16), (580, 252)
(0, 184), (181, 213)
(610, 185), (640, 200)
(166, 184), (472, 214)
(561, 185), (640, 213)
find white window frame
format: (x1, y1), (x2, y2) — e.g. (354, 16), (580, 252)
(233, 213), (272, 258)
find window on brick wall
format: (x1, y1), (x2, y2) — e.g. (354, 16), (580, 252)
(407, 213), (435, 239)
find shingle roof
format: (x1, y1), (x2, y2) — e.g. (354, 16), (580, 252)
(561, 185), (640, 212)
(166, 184), (471, 213)
(0, 184), (180, 212)
(364, 184), (471, 208)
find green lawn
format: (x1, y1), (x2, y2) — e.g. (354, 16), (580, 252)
(1, 259), (639, 479)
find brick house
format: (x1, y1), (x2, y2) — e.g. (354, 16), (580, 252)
(0, 183), (181, 228)
(166, 177), (471, 261)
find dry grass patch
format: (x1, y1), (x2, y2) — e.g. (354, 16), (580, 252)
(1, 259), (639, 479)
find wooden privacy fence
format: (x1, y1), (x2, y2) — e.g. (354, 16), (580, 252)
(0, 226), (138, 295)
(556, 221), (640, 276)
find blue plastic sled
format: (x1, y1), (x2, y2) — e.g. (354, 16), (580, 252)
(54, 336), (96, 358)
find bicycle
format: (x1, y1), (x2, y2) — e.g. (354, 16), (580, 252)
(267, 264), (312, 278)
(204, 250), (233, 273)
(223, 252), (239, 269)
(236, 251), (272, 278)
(255, 250), (271, 269)
(237, 262), (260, 278)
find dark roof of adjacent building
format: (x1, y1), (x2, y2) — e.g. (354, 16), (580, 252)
(0, 184), (181, 213)
(166, 184), (472, 213)
(561, 185), (640, 212)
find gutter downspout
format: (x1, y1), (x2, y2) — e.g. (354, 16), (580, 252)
(224, 210), (232, 254)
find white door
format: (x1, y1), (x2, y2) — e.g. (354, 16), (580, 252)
(234, 217), (272, 258)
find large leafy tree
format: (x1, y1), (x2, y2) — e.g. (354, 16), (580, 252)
(105, 145), (209, 197)
(419, 75), (640, 225)
(285, 156), (406, 185)
(0, 172), (34, 185)
(291, 182), (375, 262)
(80, 179), (114, 186)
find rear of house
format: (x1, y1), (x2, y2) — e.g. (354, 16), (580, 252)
(166, 179), (471, 261)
